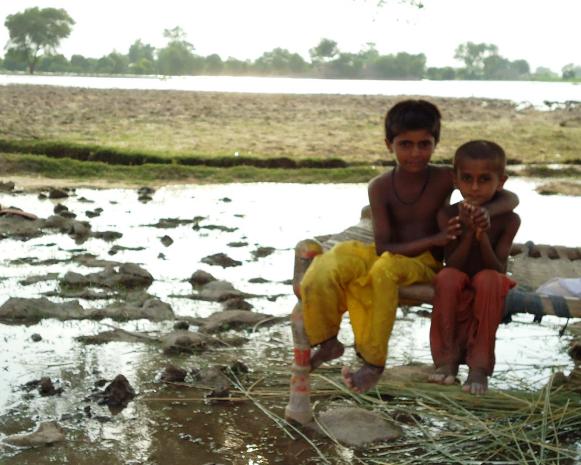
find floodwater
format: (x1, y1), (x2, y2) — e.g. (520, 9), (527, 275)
(1, 74), (581, 108)
(0, 179), (578, 464)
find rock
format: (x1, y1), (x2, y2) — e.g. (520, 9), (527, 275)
(201, 253), (242, 268)
(61, 263), (154, 289)
(0, 181), (15, 192)
(53, 204), (68, 214)
(161, 330), (210, 354)
(381, 363), (436, 383)
(198, 310), (275, 333)
(227, 241), (248, 248)
(194, 366), (231, 398)
(568, 341), (581, 362)
(221, 297), (253, 311)
(2, 421), (65, 448)
(248, 277), (270, 283)
(31, 333), (42, 342)
(76, 328), (157, 344)
(0, 297), (86, 322)
(251, 246), (275, 259)
(189, 270), (216, 286)
(94, 374), (136, 410)
(96, 296), (174, 321)
(92, 231), (123, 241)
(173, 321), (190, 330)
(196, 280), (244, 301)
(38, 377), (61, 396)
(160, 235), (174, 247)
(160, 364), (187, 383)
(48, 188), (68, 199)
(317, 407), (401, 446)
(138, 186), (155, 196)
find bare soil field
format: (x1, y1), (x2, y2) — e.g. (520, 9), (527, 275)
(1, 84), (581, 165)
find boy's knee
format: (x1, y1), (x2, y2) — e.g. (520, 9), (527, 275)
(472, 270), (500, 290)
(434, 267), (467, 291)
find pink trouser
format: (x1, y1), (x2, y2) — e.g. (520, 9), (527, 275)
(430, 268), (515, 375)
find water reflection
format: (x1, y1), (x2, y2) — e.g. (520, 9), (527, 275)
(0, 180), (578, 464)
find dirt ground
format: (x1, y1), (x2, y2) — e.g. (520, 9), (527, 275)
(1, 84), (580, 164)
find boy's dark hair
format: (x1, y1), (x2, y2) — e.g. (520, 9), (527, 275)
(384, 99), (442, 144)
(454, 140), (507, 174)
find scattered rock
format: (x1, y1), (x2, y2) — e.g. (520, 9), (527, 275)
(31, 333), (42, 342)
(197, 280), (247, 301)
(248, 277), (270, 284)
(160, 364), (187, 383)
(160, 235), (174, 247)
(317, 407), (401, 446)
(161, 330), (211, 354)
(198, 310), (276, 333)
(221, 297), (253, 311)
(48, 188), (68, 199)
(201, 253), (242, 268)
(38, 377), (62, 396)
(61, 263), (154, 289)
(189, 269), (216, 286)
(0, 181), (15, 192)
(0, 297), (86, 322)
(251, 246), (275, 259)
(92, 230), (123, 241)
(173, 321), (190, 330)
(227, 241), (248, 248)
(91, 374), (136, 411)
(2, 421), (65, 448)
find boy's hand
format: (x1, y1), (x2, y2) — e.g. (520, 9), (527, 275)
(434, 216), (462, 246)
(458, 202), (474, 225)
(470, 206), (491, 232)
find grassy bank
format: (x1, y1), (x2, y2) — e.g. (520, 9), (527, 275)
(0, 84), (580, 184)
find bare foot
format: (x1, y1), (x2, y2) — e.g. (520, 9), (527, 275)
(341, 363), (383, 394)
(428, 365), (458, 385)
(462, 368), (488, 395)
(310, 337), (344, 371)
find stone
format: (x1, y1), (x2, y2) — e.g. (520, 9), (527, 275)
(317, 406), (401, 447)
(2, 421), (65, 447)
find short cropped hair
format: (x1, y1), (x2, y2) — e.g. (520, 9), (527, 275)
(454, 140), (507, 174)
(384, 99), (442, 144)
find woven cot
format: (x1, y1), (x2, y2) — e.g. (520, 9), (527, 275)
(307, 206), (581, 320)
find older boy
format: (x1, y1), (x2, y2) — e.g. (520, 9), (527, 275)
(301, 100), (519, 393)
(429, 140), (520, 395)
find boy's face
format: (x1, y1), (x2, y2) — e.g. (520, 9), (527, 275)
(454, 158), (507, 206)
(385, 129), (436, 173)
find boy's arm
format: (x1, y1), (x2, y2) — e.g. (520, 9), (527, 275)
(369, 178), (459, 256)
(478, 213), (521, 272)
(438, 207), (474, 270)
(470, 189), (519, 231)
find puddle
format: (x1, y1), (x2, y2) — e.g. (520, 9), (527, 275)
(0, 180), (578, 464)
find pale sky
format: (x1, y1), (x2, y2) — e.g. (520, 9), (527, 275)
(0, 0), (578, 73)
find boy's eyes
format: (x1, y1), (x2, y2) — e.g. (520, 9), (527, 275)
(460, 174), (492, 183)
(398, 140), (433, 149)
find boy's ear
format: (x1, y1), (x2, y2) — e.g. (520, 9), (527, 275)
(496, 174), (508, 191)
(384, 138), (393, 153)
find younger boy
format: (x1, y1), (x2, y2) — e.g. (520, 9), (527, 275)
(429, 140), (521, 395)
(301, 101), (519, 394)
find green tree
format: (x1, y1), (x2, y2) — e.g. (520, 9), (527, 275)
(128, 39), (155, 64)
(4, 7), (74, 74)
(454, 42), (498, 79)
(205, 54), (224, 74)
(309, 38), (339, 63)
(37, 53), (69, 73)
(157, 26), (197, 75)
(254, 48), (307, 75)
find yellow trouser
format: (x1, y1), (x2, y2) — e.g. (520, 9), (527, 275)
(301, 241), (441, 367)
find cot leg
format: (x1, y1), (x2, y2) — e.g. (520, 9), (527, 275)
(284, 239), (323, 425)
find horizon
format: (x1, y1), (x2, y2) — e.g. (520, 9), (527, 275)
(0, 0), (579, 73)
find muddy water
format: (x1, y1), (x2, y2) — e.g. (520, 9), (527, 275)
(0, 180), (578, 464)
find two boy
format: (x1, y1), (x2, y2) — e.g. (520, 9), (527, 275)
(301, 99), (519, 394)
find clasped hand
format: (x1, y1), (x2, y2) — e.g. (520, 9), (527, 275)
(459, 202), (490, 239)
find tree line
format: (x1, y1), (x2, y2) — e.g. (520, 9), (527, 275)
(2, 7), (580, 81)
